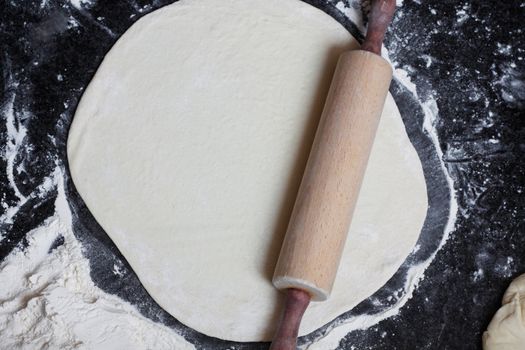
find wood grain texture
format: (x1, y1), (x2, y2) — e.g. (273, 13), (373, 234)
(273, 50), (393, 301)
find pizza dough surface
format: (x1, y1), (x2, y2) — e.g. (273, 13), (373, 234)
(483, 274), (525, 350)
(67, 0), (428, 341)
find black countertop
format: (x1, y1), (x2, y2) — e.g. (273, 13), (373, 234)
(1, 1), (523, 349)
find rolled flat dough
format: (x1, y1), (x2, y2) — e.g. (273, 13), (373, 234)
(483, 274), (525, 350)
(67, 0), (427, 341)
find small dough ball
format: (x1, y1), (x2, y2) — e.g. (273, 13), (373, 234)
(483, 274), (525, 350)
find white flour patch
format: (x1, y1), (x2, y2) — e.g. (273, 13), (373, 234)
(3, 89), (27, 204)
(70, 0), (94, 10)
(68, 0), (115, 36)
(0, 87), (59, 241)
(495, 62), (525, 108)
(0, 167), (195, 350)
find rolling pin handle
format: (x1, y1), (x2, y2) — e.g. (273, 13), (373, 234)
(361, 0), (397, 55)
(269, 289), (311, 350)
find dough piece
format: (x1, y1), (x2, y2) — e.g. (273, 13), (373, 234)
(483, 274), (525, 350)
(67, 0), (427, 341)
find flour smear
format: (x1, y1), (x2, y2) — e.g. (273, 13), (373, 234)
(0, 167), (194, 350)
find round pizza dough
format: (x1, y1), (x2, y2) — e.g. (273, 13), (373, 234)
(483, 274), (525, 350)
(67, 0), (427, 341)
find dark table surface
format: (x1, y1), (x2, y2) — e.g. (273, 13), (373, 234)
(1, 0), (524, 349)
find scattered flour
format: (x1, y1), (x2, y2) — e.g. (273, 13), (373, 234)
(0, 167), (194, 350)
(70, 0), (94, 10)
(3, 88), (27, 208)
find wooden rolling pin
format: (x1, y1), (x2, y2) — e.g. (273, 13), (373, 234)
(270, 1), (396, 348)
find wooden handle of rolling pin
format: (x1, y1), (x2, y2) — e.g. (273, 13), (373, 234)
(271, 1), (396, 349)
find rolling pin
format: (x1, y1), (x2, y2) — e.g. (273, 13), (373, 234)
(270, 0), (397, 348)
